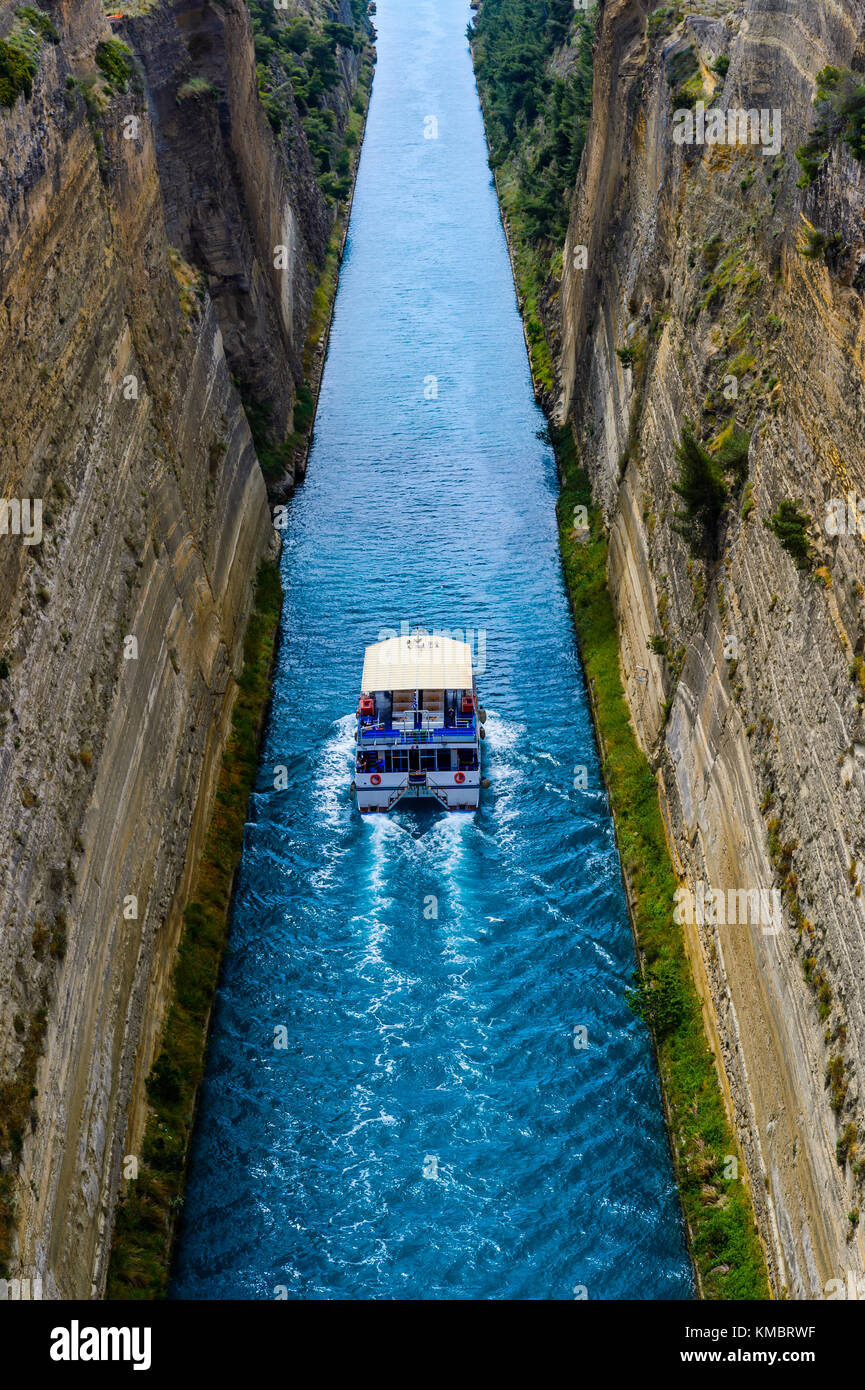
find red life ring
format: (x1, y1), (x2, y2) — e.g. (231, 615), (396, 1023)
(370, 773), (381, 785)
(454, 772), (465, 784)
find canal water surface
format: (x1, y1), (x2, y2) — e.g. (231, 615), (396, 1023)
(172, 0), (692, 1300)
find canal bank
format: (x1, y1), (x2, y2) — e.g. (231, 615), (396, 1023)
(106, 33), (376, 1300)
(470, 8), (769, 1298)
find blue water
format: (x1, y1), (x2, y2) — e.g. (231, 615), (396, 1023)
(171, 0), (692, 1300)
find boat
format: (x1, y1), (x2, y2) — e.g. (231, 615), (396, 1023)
(352, 629), (485, 813)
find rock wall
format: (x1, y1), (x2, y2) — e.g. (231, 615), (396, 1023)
(0, 0), (287, 1298)
(122, 0), (330, 447)
(557, 0), (865, 1297)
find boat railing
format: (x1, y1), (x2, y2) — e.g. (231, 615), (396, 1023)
(359, 714), (475, 746)
(390, 712), (473, 732)
(384, 777), (409, 809)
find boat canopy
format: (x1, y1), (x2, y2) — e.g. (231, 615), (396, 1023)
(362, 632), (473, 692)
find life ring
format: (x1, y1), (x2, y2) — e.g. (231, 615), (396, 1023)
(454, 771), (466, 784)
(371, 773), (381, 785)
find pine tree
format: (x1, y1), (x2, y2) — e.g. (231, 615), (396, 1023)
(671, 426), (727, 560)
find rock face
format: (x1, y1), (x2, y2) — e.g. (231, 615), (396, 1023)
(0, 0), (359, 1298)
(557, 0), (865, 1297)
(123, 0), (331, 446)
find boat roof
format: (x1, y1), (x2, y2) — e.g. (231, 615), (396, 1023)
(362, 632), (473, 691)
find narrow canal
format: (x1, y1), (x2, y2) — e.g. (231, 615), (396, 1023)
(172, 0), (692, 1300)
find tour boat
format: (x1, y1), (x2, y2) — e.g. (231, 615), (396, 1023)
(352, 630), (484, 813)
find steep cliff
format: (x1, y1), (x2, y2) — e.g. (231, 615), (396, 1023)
(504, 0), (865, 1296)
(0, 0), (368, 1299)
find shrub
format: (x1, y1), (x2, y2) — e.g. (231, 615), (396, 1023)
(15, 6), (58, 43)
(666, 45), (703, 108)
(95, 39), (134, 94)
(177, 76), (216, 102)
(799, 226), (826, 259)
(293, 383), (315, 434)
(626, 957), (691, 1039)
(765, 500), (813, 569)
(712, 423), (751, 487)
(0, 38), (36, 107)
(827, 1054), (847, 1111)
(146, 1055), (183, 1107)
(796, 66), (865, 184)
(671, 425), (727, 560)
(837, 1122), (858, 1166)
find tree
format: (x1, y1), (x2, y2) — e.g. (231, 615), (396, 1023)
(765, 501), (813, 569)
(671, 426), (727, 560)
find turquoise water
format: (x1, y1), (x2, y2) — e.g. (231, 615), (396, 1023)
(171, 0), (692, 1300)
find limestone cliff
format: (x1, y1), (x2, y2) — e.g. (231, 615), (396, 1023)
(0, 0), (365, 1299)
(554, 0), (865, 1297)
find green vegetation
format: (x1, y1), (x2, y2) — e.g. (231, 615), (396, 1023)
(671, 426), (728, 560)
(798, 225), (841, 262)
(796, 66), (865, 185)
(168, 246), (206, 321)
(827, 1055), (848, 1113)
(470, 0), (595, 391)
(0, 6), (58, 109)
(177, 76), (217, 102)
(0, 1005), (47, 1274)
(472, 0), (594, 246)
(627, 957), (689, 1039)
(15, 6), (57, 42)
(247, 0), (369, 203)
(95, 38), (134, 93)
(648, 5), (682, 41)
(239, 390), (300, 480)
(837, 1123), (858, 1167)
(107, 562), (282, 1298)
(666, 45), (703, 110)
(670, 424), (750, 561)
(765, 500), (813, 569)
(237, 93), (367, 481)
(556, 423), (769, 1299)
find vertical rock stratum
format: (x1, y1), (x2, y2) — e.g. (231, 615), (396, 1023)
(0, 0), (368, 1298)
(519, 0), (865, 1296)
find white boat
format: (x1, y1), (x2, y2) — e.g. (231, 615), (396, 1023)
(353, 630), (485, 813)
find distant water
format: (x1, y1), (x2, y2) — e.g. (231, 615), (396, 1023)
(171, 0), (692, 1300)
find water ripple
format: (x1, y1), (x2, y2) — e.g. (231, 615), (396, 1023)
(171, 0), (692, 1302)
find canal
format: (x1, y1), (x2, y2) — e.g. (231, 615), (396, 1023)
(172, 0), (692, 1300)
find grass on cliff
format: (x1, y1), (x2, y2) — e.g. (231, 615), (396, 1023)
(0, 7), (58, 109)
(107, 561), (282, 1299)
(555, 423), (769, 1300)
